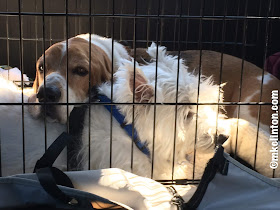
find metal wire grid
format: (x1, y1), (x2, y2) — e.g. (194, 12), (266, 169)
(1, 0), (278, 75)
(0, 0), (278, 182)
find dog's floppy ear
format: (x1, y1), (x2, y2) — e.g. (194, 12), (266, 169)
(129, 68), (154, 103)
(90, 44), (112, 85)
(32, 70), (39, 93)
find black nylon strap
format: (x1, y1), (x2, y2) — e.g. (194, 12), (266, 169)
(183, 146), (227, 210)
(34, 132), (81, 206)
(34, 132), (73, 172)
(33, 130), (124, 209)
(68, 105), (88, 171)
(36, 167), (74, 204)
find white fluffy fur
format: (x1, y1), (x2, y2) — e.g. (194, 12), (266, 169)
(78, 44), (226, 179)
(1, 42), (277, 180)
(79, 43), (279, 179)
(0, 76), (66, 176)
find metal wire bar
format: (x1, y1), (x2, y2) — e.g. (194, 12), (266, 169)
(74, 0), (78, 36)
(150, 0), (161, 180)
(210, 0), (216, 49)
(5, 0), (10, 79)
(171, 0), (182, 181)
(105, 0), (110, 37)
(78, 4), (81, 34)
(255, 0), (262, 57)
(0, 102), (275, 106)
(88, 0), (92, 170)
(41, 0), (48, 153)
(172, 0), (179, 50)
(131, 0), (138, 173)
(184, 0), (191, 49)
(192, 0), (205, 181)
(0, 37), (257, 47)
(214, 0), (227, 145)
(159, 0), (165, 46)
(232, 0), (241, 54)
(119, 0), (124, 41)
(49, 1), (52, 47)
(234, 0), (249, 159)
(18, 0), (25, 174)
(109, 0), (115, 168)
(65, 0), (70, 170)
(146, 0), (152, 48)
(1, 12), (280, 20)
(35, 1), (38, 67)
(253, 0), (273, 176)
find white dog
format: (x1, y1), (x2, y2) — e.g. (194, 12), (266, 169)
(0, 77), (66, 176)
(78, 44), (228, 180)
(78, 44), (279, 179)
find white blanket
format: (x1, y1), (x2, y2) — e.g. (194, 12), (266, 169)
(0, 67), (30, 85)
(16, 168), (197, 209)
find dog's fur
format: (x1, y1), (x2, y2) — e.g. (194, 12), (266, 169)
(78, 44), (225, 179)
(0, 77), (66, 176)
(130, 48), (280, 134)
(78, 44), (279, 179)
(0, 34), (130, 176)
(28, 34), (129, 124)
(1, 34), (278, 179)
(222, 118), (280, 177)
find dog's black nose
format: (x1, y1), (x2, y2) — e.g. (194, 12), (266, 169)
(37, 86), (61, 103)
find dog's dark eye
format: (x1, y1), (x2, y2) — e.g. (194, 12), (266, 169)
(73, 67), (88, 76)
(38, 65), (44, 73)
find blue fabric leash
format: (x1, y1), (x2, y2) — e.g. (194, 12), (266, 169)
(98, 94), (151, 158)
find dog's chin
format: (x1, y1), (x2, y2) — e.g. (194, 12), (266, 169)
(29, 105), (62, 123)
(27, 95), (66, 124)
(46, 116), (59, 123)
(44, 106), (67, 124)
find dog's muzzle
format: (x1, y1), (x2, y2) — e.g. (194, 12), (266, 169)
(36, 86), (62, 120)
(37, 86), (61, 103)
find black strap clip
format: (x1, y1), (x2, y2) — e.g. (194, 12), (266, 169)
(167, 186), (185, 209)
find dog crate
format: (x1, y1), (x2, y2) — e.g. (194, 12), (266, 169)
(0, 0), (279, 185)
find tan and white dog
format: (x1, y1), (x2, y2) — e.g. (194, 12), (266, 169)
(28, 34), (129, 124)
(0, 34), (130, 176)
